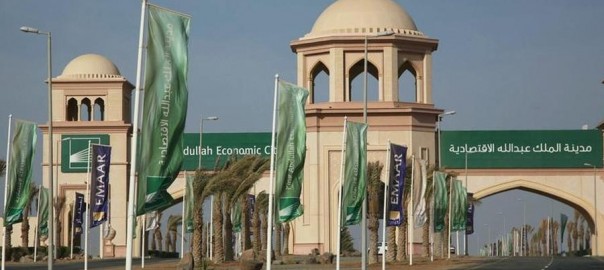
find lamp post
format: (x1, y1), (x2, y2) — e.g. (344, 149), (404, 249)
(20, 26), (54, 270)
(585, 162), (598, 256)
(436, 111), (456, 168)
(517, 198), (526, 256)
(361, 30), (394, 270)
(200, 115), (218, 260)
(484, 224), (491, 256)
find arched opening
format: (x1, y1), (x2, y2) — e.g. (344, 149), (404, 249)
(469, 186), (594, 257)
(310, 62), (329, 104)
(398, 62), (417, 102)
(66, 98), (78, 121)
(80, 98), (91, 121)
(349, 60), (379, 102)
(93, 98), (105, 121)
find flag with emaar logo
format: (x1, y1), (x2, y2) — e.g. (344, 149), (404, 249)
(342, 121), (367, 226)
(4, 120), (37, 226)
(90, 144), (111, 228)
(137, 4), (190, 215)
(386, 143), (407, 226)
(275, 80), (309, 223)
(73, 192), (86, 236)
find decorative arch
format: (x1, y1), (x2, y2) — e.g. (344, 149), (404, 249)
(80, 98), (91, 121)
(66, 98), (78, 121)
(474, 179), (596, 232)
(93, 98), (105, 121)
(398, 61), (418, 102)
(348, 59), (379, 102)
(310, 61), (330, 104)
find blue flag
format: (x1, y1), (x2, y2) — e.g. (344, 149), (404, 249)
(90, 144), (111, 228)
(74, 192), (86, 236)
(387, 143), (407, 226)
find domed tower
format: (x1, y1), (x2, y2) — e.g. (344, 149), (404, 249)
(41, 53), (133, 257)
(289, 0), (442, 254)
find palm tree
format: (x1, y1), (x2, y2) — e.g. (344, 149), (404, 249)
(366, 161), (384, 264)
(191, 169), (215, 265)
(566, 221), (575, 252)
(282, 222), (290, 255)
(256, 192), (269, 253)
(253, 192), (268, 256)
(167, 215), (182, 253)
(53, 195), (65, 247)
(0, 159), (5, 176)
(395, 158), (413, 262)
(21, 183), (39, 247)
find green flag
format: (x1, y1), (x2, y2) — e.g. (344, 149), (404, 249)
(275, 80), (309, 223)
(451, 179), (467, 231)
(4, 120), (37, 226)
(560, 213), (568, 243)
(137, 5), (190, 215)
(342, 121), (367, 226)
(433, 171), (448, 232)
(232, 201), (242, 233)
(37, 187), (50, 236)
(184, 173), (194, 233)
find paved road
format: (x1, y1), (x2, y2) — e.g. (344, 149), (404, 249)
(465, 256), (604, 270)
(6, 257), (179, 270)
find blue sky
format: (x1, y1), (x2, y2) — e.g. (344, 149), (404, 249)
(1, 0), (603, 256)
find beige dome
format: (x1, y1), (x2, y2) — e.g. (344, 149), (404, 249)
(306, 0), (422, 38)
(59, 54), (122, 79)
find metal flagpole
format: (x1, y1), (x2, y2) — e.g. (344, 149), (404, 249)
(430, 171), (435, 262)
(181, 172), (186, 259)
(126, 1), (148, 269)
(142, 216), (146, 268)
(447, 175), (453, 259)
(409, 155), (415, 266)
(2, 114), (12, 270)
(34, 184), (41, 262)
(336, 117), (348, 270)
(265, 74), (279, 269)
(381, 141), (391, 270)
(84, 142), (92, 270)
(70, 194), (75, 259)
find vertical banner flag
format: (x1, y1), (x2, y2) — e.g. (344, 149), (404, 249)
(232, 202), (242, 233)
(386, 143), (407, 226)
(275, 80), (309, 223)
(433, 171), (448, 232)
(466, 193), (475, 235)
(413, 160), (428, 227)
(342, 121), (368, 226)
(37, 187), (50, 236)
(560, 213), (568, 243)
(137, 5), (191, 215)
(73, 192), (86, 236)
(4, 120), (37, 226)
(184, 173), (194, 233)
(451, 179), (467, 231)
(90, 144), (111, 228)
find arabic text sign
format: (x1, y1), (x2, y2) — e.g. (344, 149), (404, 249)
(441, 130), (602, 169)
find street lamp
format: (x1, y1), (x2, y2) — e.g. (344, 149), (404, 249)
(199, 115), (218, 260)
(437, 111), (456, 168)
(584, 162), (598, 256)
(361, 30), (394, 270)
(484, 224), (491, 256)
(517, 198), (526, 256)
(20, 25), (55, 270)
(198, 116), (219, 168)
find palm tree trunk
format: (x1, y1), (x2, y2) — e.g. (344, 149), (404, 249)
(213, 193), (224, 264)
(224, 200), (235, 261)
(385, 226), (396, 262)
(368, 215), (379, 264)
(283, 223), (290, 255)
(192, 200), (204, 265)
(241, 196), (252, 250)
(275, 223), (282, 257)
(21, 207), (30, 247)
(397, 221), (406, 261)
(261, 212), (268, 251)
(252, 204), (261, 256)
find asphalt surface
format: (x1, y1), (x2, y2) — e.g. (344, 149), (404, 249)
(464, 256), (604, 270)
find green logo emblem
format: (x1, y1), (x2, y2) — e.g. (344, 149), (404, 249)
(61, 134), (109, 173)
